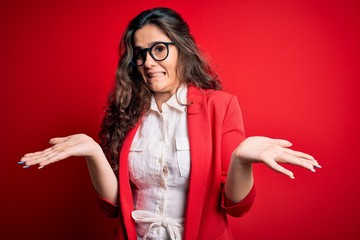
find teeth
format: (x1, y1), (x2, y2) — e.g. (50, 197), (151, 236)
(148, 72), (165, 77)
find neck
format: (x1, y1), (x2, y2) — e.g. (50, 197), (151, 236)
(153, 92), (173, 112)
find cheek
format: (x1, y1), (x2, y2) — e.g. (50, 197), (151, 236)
(171, 61), (179, 79)
(167, 57), (179, 75)
(165, 50), (178, 72)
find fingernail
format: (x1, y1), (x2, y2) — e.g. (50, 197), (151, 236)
(315, 165), (322, 168)
(290, 175), (295, 179)
(17, 161), (25, 165)
(311, 168), (316, 172)
(23, 165), (31, 169)
(38, 166), (45, 169)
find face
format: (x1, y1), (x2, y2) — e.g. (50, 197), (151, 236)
(133, 24), (180, 102)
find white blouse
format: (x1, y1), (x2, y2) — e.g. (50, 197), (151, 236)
(129, 86), (190, 240)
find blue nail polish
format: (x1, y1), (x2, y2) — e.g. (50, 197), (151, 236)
(23, 165), (31, 169)
(17, 161), (25, 165)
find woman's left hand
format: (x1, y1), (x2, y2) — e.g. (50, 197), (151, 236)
(232, 136), (321, 179)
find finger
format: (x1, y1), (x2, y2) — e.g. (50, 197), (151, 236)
(275, 154), (316, 172)
(21, 143), (66, 162)
(25, 149), (62, 166)
(270, 139), (292, 148)
(283, 148), (314, 160)
(304, 158), (321, 169)
(36, 152), (68, 168)
(49, 136), (70, 145)
(21, 142), (72, 166)
(22, 140), (72, 158)
(22, 147), (54, 158)
(263, 157), (295, 179)
(39, 149), (73, 167)
(286, 149), (320, 167)
(23, 137), (71, 158)
(282, 149), (321, 168)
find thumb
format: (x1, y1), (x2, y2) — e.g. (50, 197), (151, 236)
(272, 138), (292, 147)
(49, 137), (69, 145)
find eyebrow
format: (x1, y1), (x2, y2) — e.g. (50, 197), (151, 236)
(133, 41), (166, 49)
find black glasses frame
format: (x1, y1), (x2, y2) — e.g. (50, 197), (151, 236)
(131, 42), (175, 66)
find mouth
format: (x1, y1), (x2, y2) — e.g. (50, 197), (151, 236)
(146, 72), (166, 79)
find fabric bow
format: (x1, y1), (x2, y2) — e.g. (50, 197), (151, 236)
(132, 210), (184, 240)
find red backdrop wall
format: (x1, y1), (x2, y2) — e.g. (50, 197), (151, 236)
(1, 0), (359, 239)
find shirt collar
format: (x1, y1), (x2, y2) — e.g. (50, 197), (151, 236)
(150, 85), (188, 113)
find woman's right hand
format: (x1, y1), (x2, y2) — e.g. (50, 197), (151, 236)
(19, 134), (103, 169)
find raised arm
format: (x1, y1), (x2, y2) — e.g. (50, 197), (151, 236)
(19, 134), (118, 205)
(224, 136), (321, 204)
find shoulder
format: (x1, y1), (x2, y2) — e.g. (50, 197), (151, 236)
(188, 85), (238, 105)
(187, 85), (240, 114)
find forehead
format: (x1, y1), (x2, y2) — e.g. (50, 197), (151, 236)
(133, 24), (172, 48)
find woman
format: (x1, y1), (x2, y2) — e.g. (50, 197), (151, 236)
(19, 7), (320, 240)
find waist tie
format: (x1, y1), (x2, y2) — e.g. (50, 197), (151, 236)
(131, 210), (184, 240)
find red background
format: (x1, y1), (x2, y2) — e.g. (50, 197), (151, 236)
(1, 0), (359, 239)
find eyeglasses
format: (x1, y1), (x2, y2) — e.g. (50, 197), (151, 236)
(132, 42), (175, 66)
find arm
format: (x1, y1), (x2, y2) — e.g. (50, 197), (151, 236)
(218, 95), (255, 214)
(19, 134), (118, 205)
(224, 153), (254, 204)
(221, 96), (321, 205)
(225, 137), (321, 204)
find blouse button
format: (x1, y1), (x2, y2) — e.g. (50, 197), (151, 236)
(163, 166), (168, 175)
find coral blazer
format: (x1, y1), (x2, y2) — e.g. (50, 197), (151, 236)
(97, 86), (256, 240)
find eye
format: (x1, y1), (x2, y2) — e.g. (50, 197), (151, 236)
(133, 49), (143, 59)
(153, 44), (166, 53)
(136, 53), (143, 59)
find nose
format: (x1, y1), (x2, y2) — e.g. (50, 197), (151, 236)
(143, 51), (157, 67)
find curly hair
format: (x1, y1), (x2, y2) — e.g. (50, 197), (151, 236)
(99, 7), (222, 172)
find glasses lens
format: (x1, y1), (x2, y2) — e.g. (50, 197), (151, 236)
(133, 43), (170, 66)
(151, 43), (168, 61)
(133, 49), (144, 66)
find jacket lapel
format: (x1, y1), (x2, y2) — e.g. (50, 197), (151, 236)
(119, 122), (140, 240)
(183, 86), (212, 239)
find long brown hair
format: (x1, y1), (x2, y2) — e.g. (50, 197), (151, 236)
(100, 7), (222, 172)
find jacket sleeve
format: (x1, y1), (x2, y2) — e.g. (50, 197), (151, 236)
(220, 95), (256, 217)
(96, 190), (119, 218)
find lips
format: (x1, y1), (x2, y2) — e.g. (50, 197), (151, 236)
(146, 72), (166, 78)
